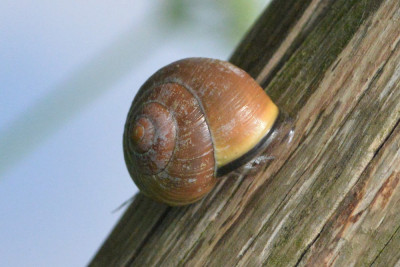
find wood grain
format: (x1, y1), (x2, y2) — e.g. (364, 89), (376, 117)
(90, 0), (400, 266)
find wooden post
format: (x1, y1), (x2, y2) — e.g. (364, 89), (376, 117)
(90, 0), (400, 265)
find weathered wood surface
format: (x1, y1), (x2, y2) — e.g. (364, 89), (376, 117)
(90, 0), (400, 266)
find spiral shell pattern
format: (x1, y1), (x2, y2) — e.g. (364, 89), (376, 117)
(124, 83), (216, 205)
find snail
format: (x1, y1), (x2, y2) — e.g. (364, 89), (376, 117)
(123, 58), (293, 206)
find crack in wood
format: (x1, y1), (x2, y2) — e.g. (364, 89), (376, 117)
(370, 223), (400, 266)
(295, 231), (322, 267)
(124, 207), (171, 266)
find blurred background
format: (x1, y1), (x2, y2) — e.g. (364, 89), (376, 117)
(0, 0), (270, 265)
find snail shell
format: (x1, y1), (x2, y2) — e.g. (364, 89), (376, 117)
(123, 58), (279, 206)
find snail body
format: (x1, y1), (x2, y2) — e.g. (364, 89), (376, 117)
(124, 58), (279, 206)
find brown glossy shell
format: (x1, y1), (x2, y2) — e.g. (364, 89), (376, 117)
(123, 58), (278, 206)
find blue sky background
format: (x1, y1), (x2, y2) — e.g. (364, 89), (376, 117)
(0, 1), (269, 265)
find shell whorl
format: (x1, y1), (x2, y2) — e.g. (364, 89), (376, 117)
(124, 82), (217, 205)
(127, 102), (176, 174)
